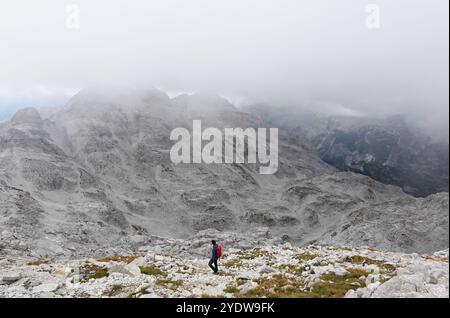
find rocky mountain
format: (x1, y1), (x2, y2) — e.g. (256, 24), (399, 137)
(0, 230), (448, 298)
(242, 104), (449, 197)
(0, 87), (448, 262)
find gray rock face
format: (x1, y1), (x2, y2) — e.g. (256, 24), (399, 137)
(243, 105), (449, 197)
(354, 260), (449, 298)
(315, 192), (449, 253)
(1, 273), (22, 285)
(0, 88), (448, 260)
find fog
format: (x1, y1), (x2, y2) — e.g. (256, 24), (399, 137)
(0, 0), (448, 137)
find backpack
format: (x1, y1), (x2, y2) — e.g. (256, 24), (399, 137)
(217, 244), (222, 259)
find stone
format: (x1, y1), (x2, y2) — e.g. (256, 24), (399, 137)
(428, 269), (445, 285)
(366, 281), (381, 291)
(259, 266), (275, 274)
(129, 257), (146, 267)
(33, 283), (60, 293)
(124, 264), (141, 277)
(1, 273), (22, 284)
(328, 267), (348, 276)
(282, 242), (293, 250)
(108, 265), (133, 276)
(344, 289), (358, 298)
(36, 292), (57, 298)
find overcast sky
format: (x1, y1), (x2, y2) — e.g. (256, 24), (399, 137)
(0, 0), (448, 136)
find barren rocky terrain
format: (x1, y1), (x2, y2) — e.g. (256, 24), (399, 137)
(0, 230), (448, 298)
(0, 87), (448, 298)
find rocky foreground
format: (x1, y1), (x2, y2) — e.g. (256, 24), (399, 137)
(0, 233), (448, 298)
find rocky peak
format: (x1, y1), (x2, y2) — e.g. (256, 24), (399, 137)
(58, 86), (173, 122)
(10, 107), (42, 125)
(172, 93), (238, 115)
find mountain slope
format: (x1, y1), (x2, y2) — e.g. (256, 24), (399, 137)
(243, 104), (449, 197)
(0, 88), (448, 259)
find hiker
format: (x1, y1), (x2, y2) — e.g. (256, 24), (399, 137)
(208, 240), (222, 273)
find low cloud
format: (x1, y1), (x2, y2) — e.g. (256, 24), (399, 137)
(0, 0), (448, 137)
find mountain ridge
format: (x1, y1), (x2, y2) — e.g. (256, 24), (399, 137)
(0, 88), (448, 260)
(242, 104), (449, 197)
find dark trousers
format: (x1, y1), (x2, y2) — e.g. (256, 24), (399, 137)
(208, 258), (218, 273)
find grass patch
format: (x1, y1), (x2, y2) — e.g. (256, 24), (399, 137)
(236, 277), (250, 286)
(346, 267), (370, 277)
(139, 265), (167, 276)
(230, 268), (369, 298)
(236, 248), (274, 261)
(97, 255), (140, 264)
(223, 285), (239, 294)
(80, 263), (109, 281)
(217, 271), (232, 277)
(225, 248), (274, 268)
(127, 287), (148, 298)
(278, 264), (304, 276)
(201, 294), (225, 298)
(242, 274), (303, 298)
(344, 256), (396, 273)
(155, 278), (183, 290)
(330, 246), (354, 252)
(423, 255), (449, 263)
(224, 258), (242, 268)
(27, 259), (48, 266)
(309, 271), (367, 298)
(224, 274), (305, 298)
(223, 277), (252, 295)
(105, 284), (124, 297)
(89, 268), (109, 280)
(295, 252), (317, 262)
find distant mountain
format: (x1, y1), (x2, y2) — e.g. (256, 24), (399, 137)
(0, 89), (448, 260)
(243, 104), (449, 197)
